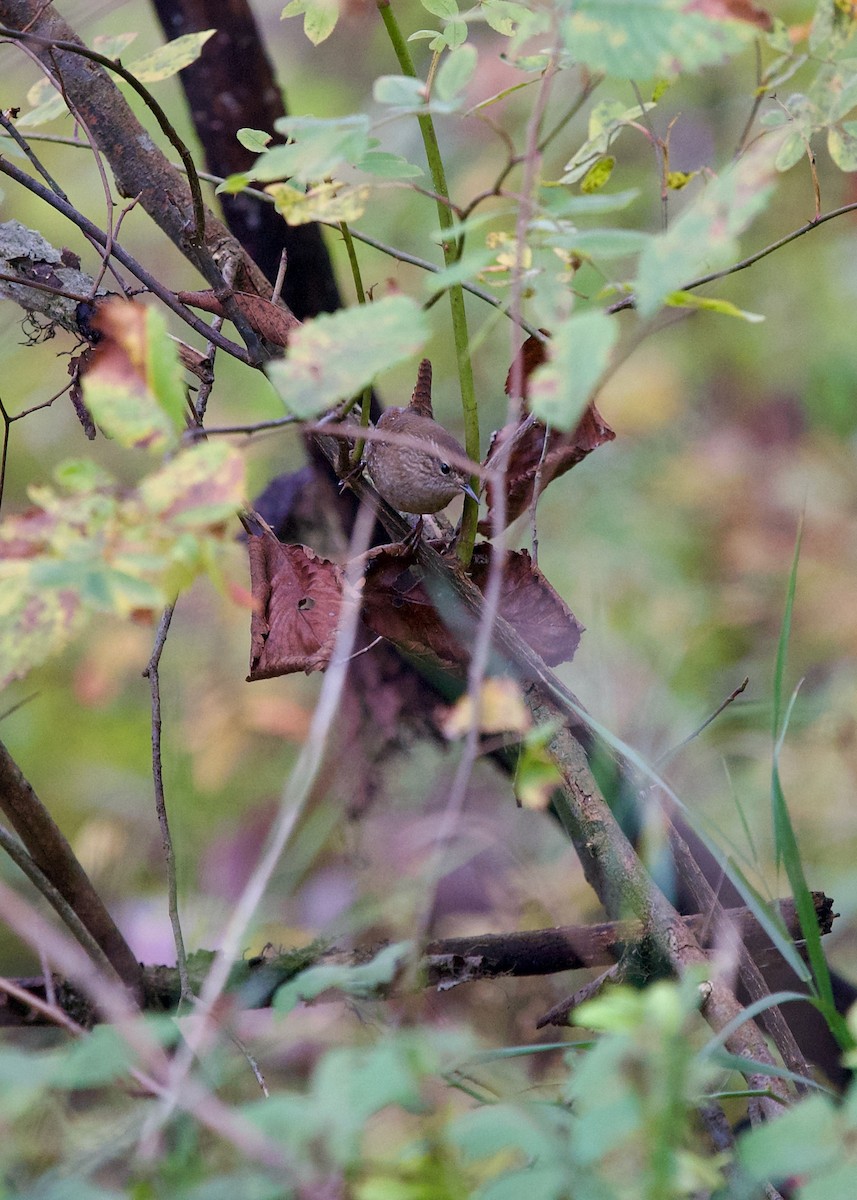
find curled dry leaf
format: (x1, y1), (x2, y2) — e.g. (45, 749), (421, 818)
(481, 334), (615, 533)
(361, 543), (582, 671)
(247, 536), (343, 679)
(469, 544), (583, 668)
(361, 546), (464, 669)
(177, 289), (300, 347)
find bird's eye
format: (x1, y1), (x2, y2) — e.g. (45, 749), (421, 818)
(439, 462), (451, 475)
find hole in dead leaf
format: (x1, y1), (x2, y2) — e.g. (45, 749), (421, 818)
(297, 597), (315, 612)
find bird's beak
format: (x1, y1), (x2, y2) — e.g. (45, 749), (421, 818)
(461, 480), (480, 505)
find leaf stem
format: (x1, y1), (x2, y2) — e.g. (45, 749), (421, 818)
(376, 0), (479, 562)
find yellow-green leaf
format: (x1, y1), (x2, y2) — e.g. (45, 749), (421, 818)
(581, 156), (616, 193)
(267, 181), (369, 225)
(281, 0), (340, 45)
(126, 30), (216, 83)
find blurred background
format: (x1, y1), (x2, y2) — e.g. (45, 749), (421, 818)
(0, 0), (855, 1053)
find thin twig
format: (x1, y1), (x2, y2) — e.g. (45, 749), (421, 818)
(733, 39), (766, 160)
(608, 200), (857, 314)
(0, 106), (67, 196)
(0, 973), (84, 1034)
(142, 503), (377, 1143)
(0, 23), (207, 244)
(142, 604), (190, 1004)
(655, 677), (750, 769)
(0, 821), (115, 974)
(0, 739), (144, 993)
(631, 80), (667, 230)
(0, 157), (255, 363)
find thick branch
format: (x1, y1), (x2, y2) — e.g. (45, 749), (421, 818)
(0, 893), (832, 1027)
(425, 893), (834, 984)
(0, 740), (143, 996)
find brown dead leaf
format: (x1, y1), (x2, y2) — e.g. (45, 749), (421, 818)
(177, 289), (299, 347)
(470, 544), (583, 668)
(362, 542), (582, 670)
(483, 334), (616, 532)
(505, 334), (548, 402)
(479, 406), (615, 533)
(247, 536), (343, 678)
(361, 546), (465, 669)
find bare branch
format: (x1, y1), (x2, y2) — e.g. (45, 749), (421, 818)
(0, 739), (143, 996)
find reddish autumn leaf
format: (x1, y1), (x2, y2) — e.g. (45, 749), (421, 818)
(362, 543), (582, 670)
(484, 334), (615, 532)
(686, 0), (772, 31)
(469, 544), (583, 668)
(504, 334), (548, 402)
(78, 298), (187, 451)
(177, 289), (300, 347)
(247, 537), (343, 678)
(361, 546), (465, 669)
(479, 406), (615, 534)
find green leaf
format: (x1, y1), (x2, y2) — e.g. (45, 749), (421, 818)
(775, 129), (807, 171)
(443, 19), (468, 49)
(552, 227), (650, 259)
(0, 444), (245, 686)
(126, 30), (216, 83)
(738, 1093), (839, 1181)
(561, 100), (656, 185)
(373, 74), (427, 108)
(265, 113), (371, 183)
(527, 311), (618, 431)
(237, 128), (272, 153)
(481, 0), (531, 37)
(217, 172), (251, 195)
(54, 459), (114, 492)
(266, 296), (430, 418)
(420, 0), (459, 17)
(20, 83), (71, 127)
(434, 45), (478, 102)
(542, 187), (640, 216)
(666, 290), (765, 322)
(769, 525), (854, 1050)
(92, 31), (139, 58)
(81, 303), (185, 452)
(356, 150), (424, 179)
(139, 441), (244, 528)
(829, 121), (857, 170)
(561, 0), (753, 78)
(422, 246), (499, 294)
(635, 138), (780, 317)
(0, 568), (85, 687)
(52, 1027), (135, 1088)
(281, 0), (340, 44)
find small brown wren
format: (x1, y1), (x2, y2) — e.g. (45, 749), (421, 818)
(365, 359), (479, 515)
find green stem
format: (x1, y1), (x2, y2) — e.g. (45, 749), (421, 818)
(376, 0), (479, 563)
(340, 220), (373, 464)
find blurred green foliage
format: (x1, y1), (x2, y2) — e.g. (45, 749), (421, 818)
(0, 0), (856, 1195)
